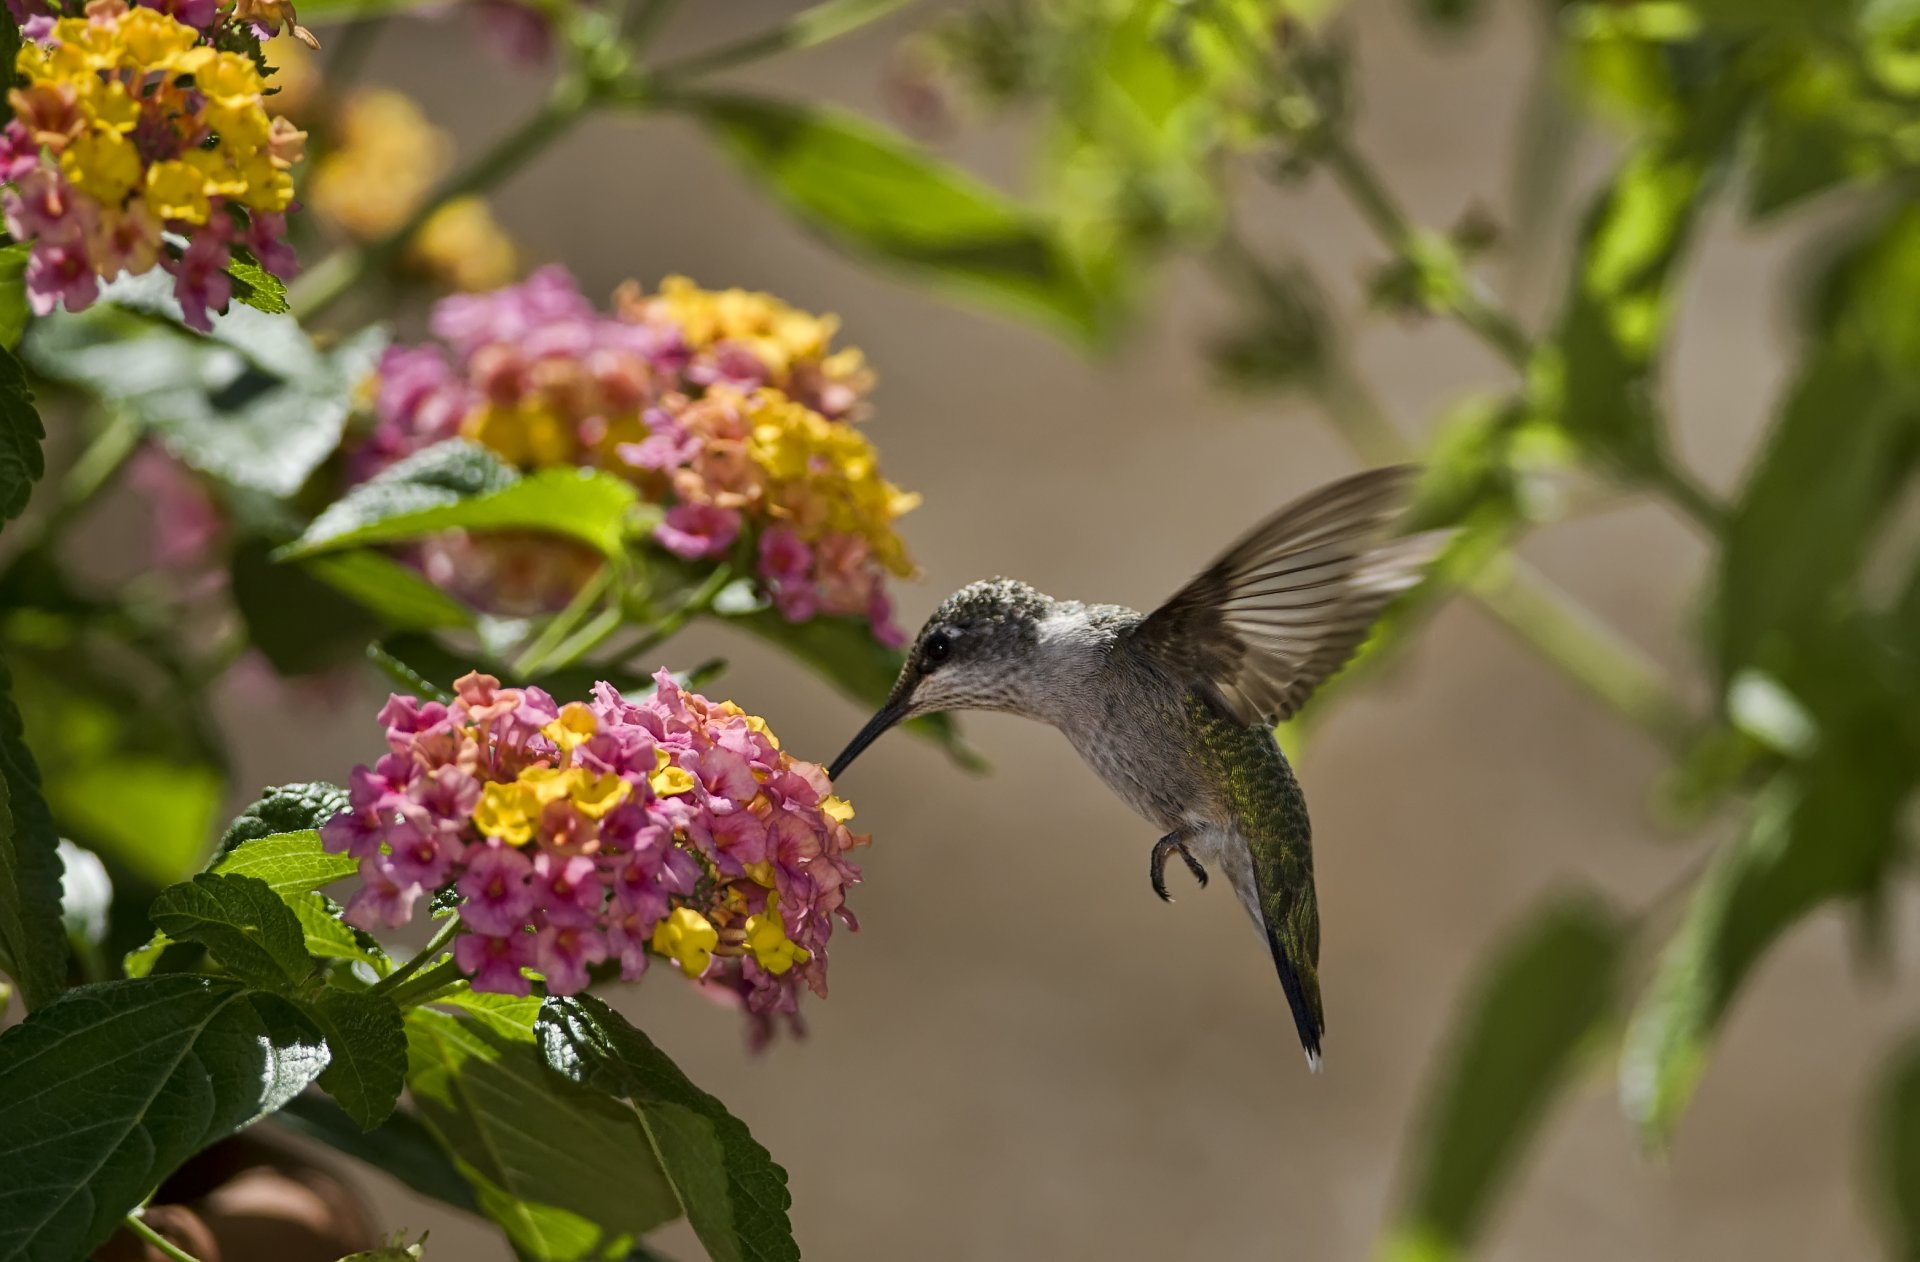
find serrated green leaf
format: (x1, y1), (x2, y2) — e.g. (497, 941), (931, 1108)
(276, 439), (514, 559)
(1873, 1035), (1920, 1262)
(405, 994), (681, 1260)
(227, 245), (290, 315)
(0, 975), (329, 1262)
(149, 872), (314, 992)
(1383, 896), (1622, 1261)
(722, 608), (984, 771)
(540, 995), (798, 1262)
(293, 894), (389, 972)
(275, 1092), (481, 1215)
(304, 550), (478, 632)
(0, 654), (66, 1011)
(211, 828), (357, 895)
(0, 344), (44, 529)
(0, 242), (31, 352)
(289, 465), (641, 561)
(216, 785), (351, 863)
(683, 93), (1110, 343)
(305, 988), (407, 1130)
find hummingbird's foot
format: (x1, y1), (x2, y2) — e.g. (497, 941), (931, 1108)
(1151, 831), (1209, 902)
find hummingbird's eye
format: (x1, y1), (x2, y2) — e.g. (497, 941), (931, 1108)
(921, 631), (952, 670)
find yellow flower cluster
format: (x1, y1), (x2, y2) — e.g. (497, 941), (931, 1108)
(650, 275), (866, 385)
(740, 388), (921, 577)
(308, 88), (450, 239)
(16, 5), (302, 223)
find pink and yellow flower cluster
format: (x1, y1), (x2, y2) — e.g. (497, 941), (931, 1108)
(353, 267), (918, 644)
(322, 670), (868, 1032)
(0, 0), (305, 329)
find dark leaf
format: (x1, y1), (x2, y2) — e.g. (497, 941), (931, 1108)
(1873, 1035), (1920, 1262)
(683, 93), (1109, 343)
(302, 550), (478, 633)
(273, 1092), (480, 1215)
(722, 608), (985, 771)
(540, 995), (798, 1262)
(305, 988), (407, 1130)
(1386, 896), (1622, 1257)
(232, 537), (384, 676)
(149, 872), (314, 992)
(0, 975), (328, 1262)
(0, 653), (66, 1011)
(0, 344), (43, 529)
(405, 993), (682, 1260)
(215, 783), (351, 862)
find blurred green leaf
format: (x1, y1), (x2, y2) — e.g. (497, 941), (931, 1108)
(305, 988), (407, 1131)
(0, 975), (328, 1262)
(304, 550), (478, 633)
(24, 284), (385, 499)
(405, 993), (683, 1260)
(233, 537), (384, 677)
(0, 654), (68, 1011)
(284, 442), (641, 561)
(1382, 895), (1622, 1262)
(1874, 1034), (1920, 1261)
(372, 632), (658, 708)
(274, 1092), (481, 1215)
(683, 93), (1111, 343)
(540, 994), (798, 1262)
(722, 607), (985, 770)
(0, 345), (44, 530)
(149, 872), (314, 992)
(0, 242), (31, 352)
(216, 784), (351, 862)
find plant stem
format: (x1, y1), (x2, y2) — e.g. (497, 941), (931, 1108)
(123, 1212), (202, 1262)
(621, 0), (680, 47)
(512, 565), (614, 676)
(1646, 452), (1725, 532)
(381, 957), (468, 1009)
(371, 917), (462, 996)
(649, 0), (915, 84)
(612, 562), (733, 667)
(287, 78), (592, 324)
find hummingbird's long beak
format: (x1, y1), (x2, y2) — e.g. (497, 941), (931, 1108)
(827, 698), (910, 780)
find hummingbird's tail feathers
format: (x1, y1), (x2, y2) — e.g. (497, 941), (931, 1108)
(1265, 921), (1326, 1071)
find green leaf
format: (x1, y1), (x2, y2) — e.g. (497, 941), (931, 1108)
(0, 344), (44, 529)
(213, 829), (358, 896)
(682, 93), (1109, 343)
(539, 995), (798, 1262)
(0, 242), (32, 352)
(405, 994), (683, 1260)
(290, 466), (640, 561)
(275, 1092), (481, 1215)
(304, 550), (478, 632)
(305, 988), (407, 1130)
(23, 285), (385, 499)
(216, 783), (351, 862)
(149, 872), (314, 992)
(227, 245), (290, 315)
(1873, 1035), (1920, 1262)
(289, 893), (391, 973)
(372, 631), (659, 709)
(0, 975), (329, 1262)
(232, 536), (384, 676)
(723, 608), (985, 771)
(0, 654), (67, 1011)
(1382, 896), (1622, 1262)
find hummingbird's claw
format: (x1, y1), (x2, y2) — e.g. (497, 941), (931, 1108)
(1151, 832), (1209, 902)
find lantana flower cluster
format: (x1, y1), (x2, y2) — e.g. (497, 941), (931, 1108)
(352, 267), (919, 644)
(322, 670), (868, 1033)
(1, 0), (306, 329)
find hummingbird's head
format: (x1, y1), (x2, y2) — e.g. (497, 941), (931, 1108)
(828, 578), (1052, 778)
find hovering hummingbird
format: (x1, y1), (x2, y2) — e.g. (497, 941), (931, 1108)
(827, 465), (1446, 1068)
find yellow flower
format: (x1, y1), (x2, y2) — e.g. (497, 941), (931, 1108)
(568, 772), (631, 820)
(309, 88), (450, 239)
(462, 400), (577, 469)
(744, 713), (781, 750)
(407, 196), (519, 293)
(821, 796), (855, 823)
(541, 702), (598, 753)
(141, 158), (210, 223)
(64, 128), (142, 204)
(189, 50), (267, 110)
(184, 147), (248, 201)
(473, 781), (536, 845)
(654, 275), (837, 377)
(115, 7), (199, 70)
(743, 896), (810, 976)
(737, 388), (918, 575)
(652, 907), (719, 978)
(742, 861), (777, 888)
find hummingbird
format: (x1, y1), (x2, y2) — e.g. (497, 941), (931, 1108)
(826, 464), (1447, 1069)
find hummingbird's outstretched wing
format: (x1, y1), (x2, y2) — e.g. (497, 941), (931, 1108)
(1134, 464), (1446, 727)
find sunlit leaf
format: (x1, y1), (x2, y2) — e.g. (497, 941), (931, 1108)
(215, 784), (351, 863)
(1381, 895), (1622, 1262)
(149, 872), (315, 992)
(0, 976), (328, 1262)
(305, 988), (407, 1131)
(0, 243), (31, 352)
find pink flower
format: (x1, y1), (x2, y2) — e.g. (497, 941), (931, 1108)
(532, 852), (604, 928)
(25, 242), (98, 316)
(534, 923), (607, 995)
(758, 527), (816, 622)
(343, 857), (424, 930)
(169, 229), (232, 333)
(457, 843), (535, 935)
(456, 932), (534, 996)
(655, 502), (741, 561)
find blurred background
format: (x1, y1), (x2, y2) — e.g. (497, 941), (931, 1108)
(182, 0), (1917, 1257)
(12, 0), (1919, 1257)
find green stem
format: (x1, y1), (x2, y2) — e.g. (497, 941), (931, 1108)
(621, 0), (680, 47)
(123, 1212), (202, 1262)
(649, 0), (915, 84)
(381, 957), (468, 1009)
(371, 917), (462, 996)
(287, 78), (592, 324)
(613, 562), (733, 667)
(1646, 452), (1725, 532)
(512, 565), (614, 676)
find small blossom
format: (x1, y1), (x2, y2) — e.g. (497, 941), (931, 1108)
(455, 931), (534, 997)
